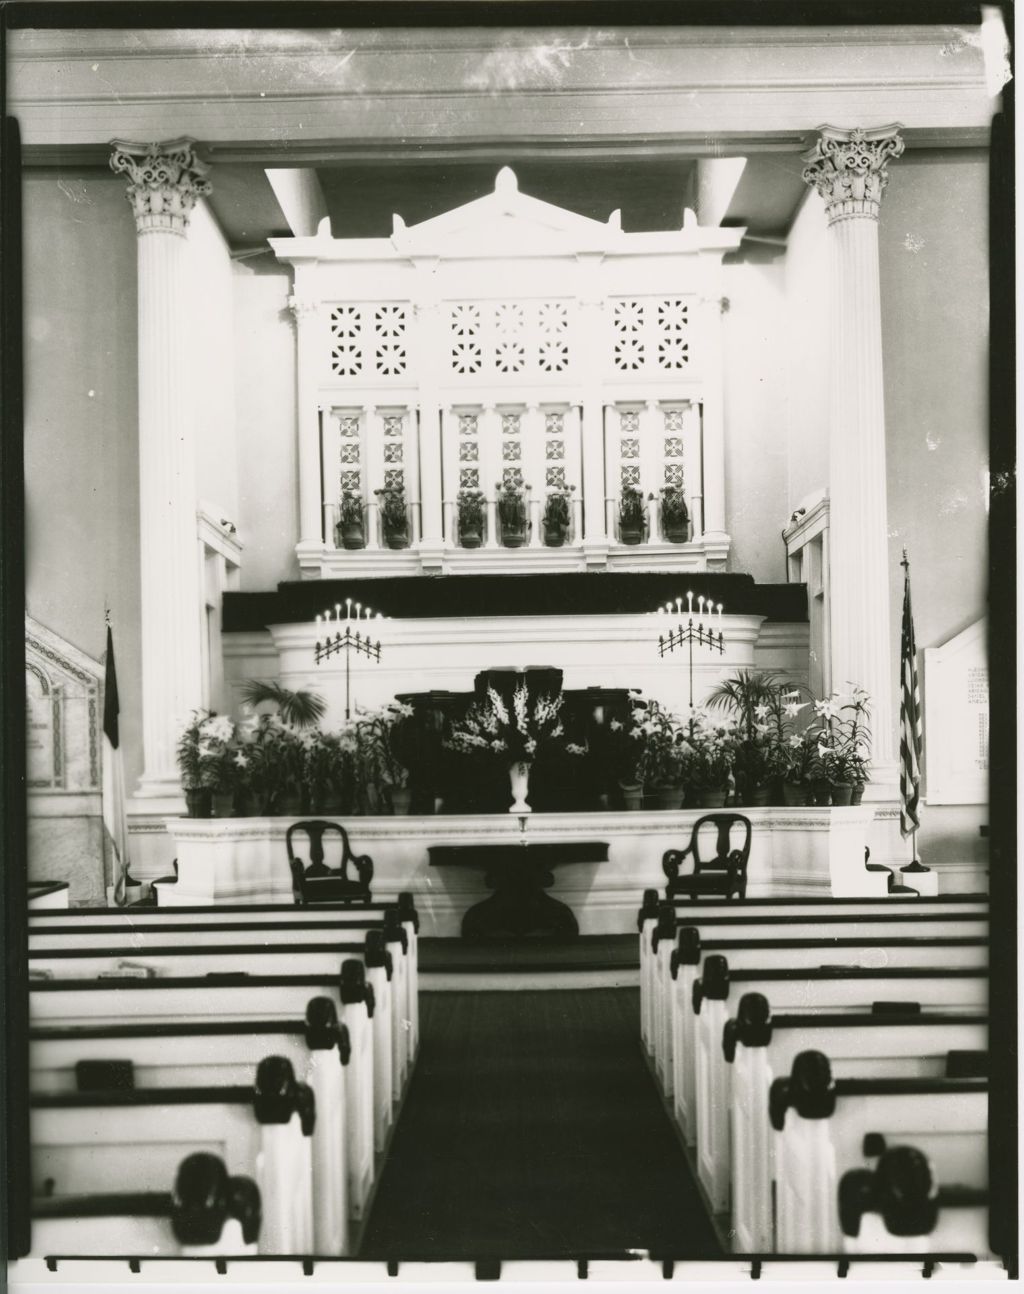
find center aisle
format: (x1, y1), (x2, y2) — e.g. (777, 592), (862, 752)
(360, 988), (722, 1259)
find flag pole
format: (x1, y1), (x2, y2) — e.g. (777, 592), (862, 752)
(899, 548), (928, 876)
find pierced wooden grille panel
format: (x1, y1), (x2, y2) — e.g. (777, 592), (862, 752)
(329, 304), (409, 378)
(446, 300), (573, 378)
(610, 297), (692, 375)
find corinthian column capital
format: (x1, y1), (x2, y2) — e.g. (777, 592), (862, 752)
(110, 138), (212, 236)
(802, 125), (905, 224)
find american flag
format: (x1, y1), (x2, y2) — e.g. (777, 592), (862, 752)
(899, 552), (923, 837)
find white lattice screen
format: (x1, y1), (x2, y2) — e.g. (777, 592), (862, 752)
(329, 304), (410, 378)
(447, 300), (574, 379)
(608, 297), (693, 376)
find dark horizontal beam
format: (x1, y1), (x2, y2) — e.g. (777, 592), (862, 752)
(223, 573), (808, 631)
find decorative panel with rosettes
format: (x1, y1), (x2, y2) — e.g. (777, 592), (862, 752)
(329, 304), (410, 379)
(447, 300), (573, 378)
(609, 297), (692, 375)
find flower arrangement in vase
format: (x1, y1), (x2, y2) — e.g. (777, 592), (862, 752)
(660, 485), (690, 543)
(444, 681), (584, 813)
(375, 486), (409, 550)
(542, 485), (574, 547)
(456, 488), (486, 548)
(337, 490), (366, 550)
(496, 479), (528, 548)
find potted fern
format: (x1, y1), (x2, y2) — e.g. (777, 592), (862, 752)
(542, 485), (573, 547)
(618, 486), (646, 545)
(496, 480), (528, 547)
(660, 486), (690, 543)
(457, 488), (486, 548)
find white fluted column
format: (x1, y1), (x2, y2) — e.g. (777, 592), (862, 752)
(577, 292), (609, 564)
(696, 288), (729, 569)
(803, 124), (904, 779)
(110, 139), (210, 797)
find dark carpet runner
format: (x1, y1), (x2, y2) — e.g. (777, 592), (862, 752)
(359, 988), (721, 1260)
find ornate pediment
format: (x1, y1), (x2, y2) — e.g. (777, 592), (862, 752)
(390, 168), (618, 258)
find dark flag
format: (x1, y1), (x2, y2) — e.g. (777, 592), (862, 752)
(102, 622), (132, 905)
(899, 552), (923, 838)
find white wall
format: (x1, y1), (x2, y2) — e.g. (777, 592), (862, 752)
(233, 266), (300, 589)
(721, 253), (789, 581)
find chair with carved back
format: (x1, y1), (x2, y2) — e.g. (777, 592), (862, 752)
(287, 820), (374, 906)
(662, 813), (752, 901)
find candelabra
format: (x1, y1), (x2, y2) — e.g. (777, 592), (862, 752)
(657, 592), (725, 711)
(314, 597), (383, 720)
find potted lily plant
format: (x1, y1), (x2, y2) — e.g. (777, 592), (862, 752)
(542, 485), (574, 547)
(457, 487), (486, 548)
(176, 710), (234, 817)
(375, 485), (409, 550)
(496, 480), (529, 548)
(677, 709), (739, 807)
(618, 485), (646, 545)
(337, 490), (366, 550)
(660, 486), (690, 543)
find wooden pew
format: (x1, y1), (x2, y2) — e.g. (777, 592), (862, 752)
(771, 1051), (987, 1253)
(29, 898), (420, 1072)
(688, 958), (987, 1214)
(839, 1144), (991, 1258)
(30, 1152), (261, 1257)
(30, 997), (355, 1252)
(30, 1057), (317, 1255)
(724, 993), (988, 1253)
(637, 891), (987, 1054)
(659, 926), (987, 1098)
(30, 959), (379, 1217)
(28, 933), (398, 1152)
(665, 924), (987, 1146)
(29, 916), (414, 1097)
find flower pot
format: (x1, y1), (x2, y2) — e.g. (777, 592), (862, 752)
(544, 528), (566, 548)
(390, 786), (413, 816)
(619, 525), (643, 546)
(699, 789), (728, 809)
(384, 528), (409, 551)
(338, 523), (365, 551)
(279, 791), (303, 817)
(664, 524), (689, 544)
(830, 782), (854, 806)
(460, 528), (483, 549)
(812, 778), (832, 806)
(184, 788), (212, 819)
(501, 528), (527, 549)
(211, 791), (235, 819)
(782, 782), (808, 807)
(231, 790), (253, 818)
(508, 761), (532, 814)
(619, 781), (644, 811)
(652, 784), (685, 811)
(850, 783), (865, 806)
(749, 785), (771, 807)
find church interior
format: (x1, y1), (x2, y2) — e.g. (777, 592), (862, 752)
(6, 11), (1013, 1286)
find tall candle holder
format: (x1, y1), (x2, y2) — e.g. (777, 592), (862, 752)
(657, 592), (725, 711)
(314, 597), (383, 720)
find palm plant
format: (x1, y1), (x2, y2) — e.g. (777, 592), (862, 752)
(239, 681), (327, 731)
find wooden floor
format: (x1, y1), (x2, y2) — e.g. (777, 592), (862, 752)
(360, 988), (721, 1260)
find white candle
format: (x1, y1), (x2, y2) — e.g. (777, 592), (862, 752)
(717, 603), (723, 631)
(335, 603), (341, 623)
(698, 595), (705, 620)
(675, 597), (682, 616)
(687, 591), (693, 614)
(345, 598), (351, 621)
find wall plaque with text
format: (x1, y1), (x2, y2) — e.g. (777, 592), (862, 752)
(924, 618), (987, 806)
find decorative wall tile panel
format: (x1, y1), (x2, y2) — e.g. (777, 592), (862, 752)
(384, 443), (403, 463)
(459, 442), (479, 461)
(545, 412), (564, 435)
(503, 467), (524, 489)
(383, 416), (403, 438)
(620, 465), (640, 488)
(545, 439), (565, 460)
(665, 463), (685, 488)
(502, 414), (522, 436)
(460, 468), (480, 489)
(341, 471), (361, 491)
(621, 439), (640, 459)
(665, 437), (684, 457)
(620, 411), (640, 434)
(546, 466), (567, 489)
(503, 441), (522, 461)
(459, 415), (479, 436)
(384, 469), (404, 490)
(664, 409), (685, 433)
(340, 443), (360, 464)
(340, 417), (360, 438)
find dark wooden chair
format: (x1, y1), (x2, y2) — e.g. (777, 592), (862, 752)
(662, 813), (752, 900)
(287, 820), (374, 906)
